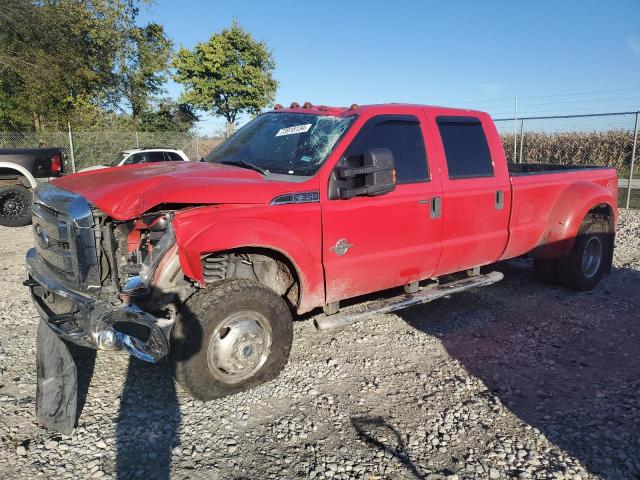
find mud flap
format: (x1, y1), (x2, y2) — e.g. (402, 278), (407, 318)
(36, 320), (77, 436)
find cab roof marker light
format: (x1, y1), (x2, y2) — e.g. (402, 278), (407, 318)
(290, 102), (300, 108)
(274, 103), (283, 110)
(303, 102), (313, 109)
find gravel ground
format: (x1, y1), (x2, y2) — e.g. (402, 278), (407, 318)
(0, 210), (639, 480)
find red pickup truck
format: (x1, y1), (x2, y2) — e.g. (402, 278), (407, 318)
(25, 103), (617, 429)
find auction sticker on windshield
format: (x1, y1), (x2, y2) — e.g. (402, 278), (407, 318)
(276, 124), (312, 137)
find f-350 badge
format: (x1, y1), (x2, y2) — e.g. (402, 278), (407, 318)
(331, 239), (353, 256)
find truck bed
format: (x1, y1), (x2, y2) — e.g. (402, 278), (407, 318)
(501, 163), (617, 261)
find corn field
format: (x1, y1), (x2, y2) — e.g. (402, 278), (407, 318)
(500, 130), (637, 175)
(494, 112), (639, 208)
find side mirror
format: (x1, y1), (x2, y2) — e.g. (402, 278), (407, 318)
(329, 148), (397, 200)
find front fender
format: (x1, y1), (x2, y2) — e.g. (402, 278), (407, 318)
(536, 181), (616, 259)
(172, 205), (325, 313)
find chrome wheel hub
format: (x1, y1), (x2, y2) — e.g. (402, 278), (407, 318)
(207, 311), (272, 384)
(581, 236), (602, 278)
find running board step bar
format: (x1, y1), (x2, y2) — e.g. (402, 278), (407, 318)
(314, 271), (504, 331)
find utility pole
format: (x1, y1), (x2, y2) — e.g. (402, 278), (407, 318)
(626, 111), (639, 209)
(512, 98), (518, 163)
(67, 123), (76, 173)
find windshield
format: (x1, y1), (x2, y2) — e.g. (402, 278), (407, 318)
(108, 152), (127, 167)
(204, 112), (356, 176)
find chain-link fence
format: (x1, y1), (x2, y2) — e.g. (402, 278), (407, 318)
(493, 111), (639, 209)
(2, 112), (639, 209)
(0, 130), (223, 171)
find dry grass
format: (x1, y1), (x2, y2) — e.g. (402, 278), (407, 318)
(502, 130), (637, 175)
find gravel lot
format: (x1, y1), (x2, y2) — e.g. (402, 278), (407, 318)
(1, 211), (639, 480)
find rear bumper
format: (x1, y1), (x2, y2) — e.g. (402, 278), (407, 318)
(26, 248), (171, 363)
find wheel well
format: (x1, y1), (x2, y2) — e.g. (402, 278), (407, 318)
(585, 203), (615, 232)
(201, 248), (300, 307)
(0, 168), (30, 188)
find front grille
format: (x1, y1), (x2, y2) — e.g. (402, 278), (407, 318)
(32, 203), (73, 276)
(31, 183), (101, 292)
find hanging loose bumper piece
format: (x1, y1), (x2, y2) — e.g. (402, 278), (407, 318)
(36, 320), (78, 436)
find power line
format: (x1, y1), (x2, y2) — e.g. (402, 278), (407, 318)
(491, 110), (637, 121)
(455, 96), (640, 110)
(490, 106), (640, 117)
(514, 96), (640, 108)
(491, 106), (639, 118)
(442, 87), (640, 107)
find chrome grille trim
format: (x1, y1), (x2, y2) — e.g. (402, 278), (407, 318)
(31, 183), (101, 292)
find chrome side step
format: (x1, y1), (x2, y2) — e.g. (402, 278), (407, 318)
(314, 271), (504, 331)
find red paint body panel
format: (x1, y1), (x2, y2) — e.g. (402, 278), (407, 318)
(425, 110), (513, 275)
(52, 104), (618, 314)
(52, 161), (293, 220)
(503, 173), (618, 259)
(318, 107), (444, 302)
(171, 200), (325, 313)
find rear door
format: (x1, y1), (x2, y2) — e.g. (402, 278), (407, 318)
(431, 115), (511, 275)
(321, 114), (444, 303)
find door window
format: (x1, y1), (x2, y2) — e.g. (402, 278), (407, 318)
(164, 152), (183, 161)
(343, 116), (429, 184)
(148, 151), (166, 162)
(437, 117), (493, 179)
(123, 152), (147, 165)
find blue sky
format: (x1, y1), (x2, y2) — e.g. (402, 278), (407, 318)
(139, 0), (640, 135)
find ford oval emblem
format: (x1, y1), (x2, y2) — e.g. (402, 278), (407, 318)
(331, 239), (353, 256)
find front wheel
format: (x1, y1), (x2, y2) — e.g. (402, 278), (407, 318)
(557, 217), (612, 291)
(0, 185), (32, 227)
(171, 279), (293, 400)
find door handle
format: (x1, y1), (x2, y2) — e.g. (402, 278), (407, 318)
(430, 196), (442, 219)
(495, 190), (504, 210)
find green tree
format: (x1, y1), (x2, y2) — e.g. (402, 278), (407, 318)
(173, 21), (278, 135)
(137, 100), (198, 132)
(120, 23), (173, 122)
(0, 0), (149, 131)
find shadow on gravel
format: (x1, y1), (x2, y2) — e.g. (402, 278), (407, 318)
(397, 261), (640, 479)
(351, 417), (425, 479)
(113, 293), (203, 479)
(115, 358), (180, 480)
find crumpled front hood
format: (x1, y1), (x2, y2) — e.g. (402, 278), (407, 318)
(52, 161), (294, 220)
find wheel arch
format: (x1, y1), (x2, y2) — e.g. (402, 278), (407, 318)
(534, 180), (617, 259)
(172, 214), (325, 314)
(201, 246), (303, 310)
(0, 163), (37, 188)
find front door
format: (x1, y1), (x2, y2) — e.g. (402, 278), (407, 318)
(321, 114), (443, 303)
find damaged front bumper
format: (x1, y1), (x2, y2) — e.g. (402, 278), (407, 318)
(26, 248), (172, 363)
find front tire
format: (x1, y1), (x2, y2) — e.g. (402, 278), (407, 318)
(0, 185), (32, 227)
(557, 216), (612, 291)
(171, 279), (293, 400)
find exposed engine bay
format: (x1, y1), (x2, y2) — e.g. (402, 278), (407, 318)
(95, 210), (192, 311)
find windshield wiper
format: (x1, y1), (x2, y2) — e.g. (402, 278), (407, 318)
(220, 159), (268, 175)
